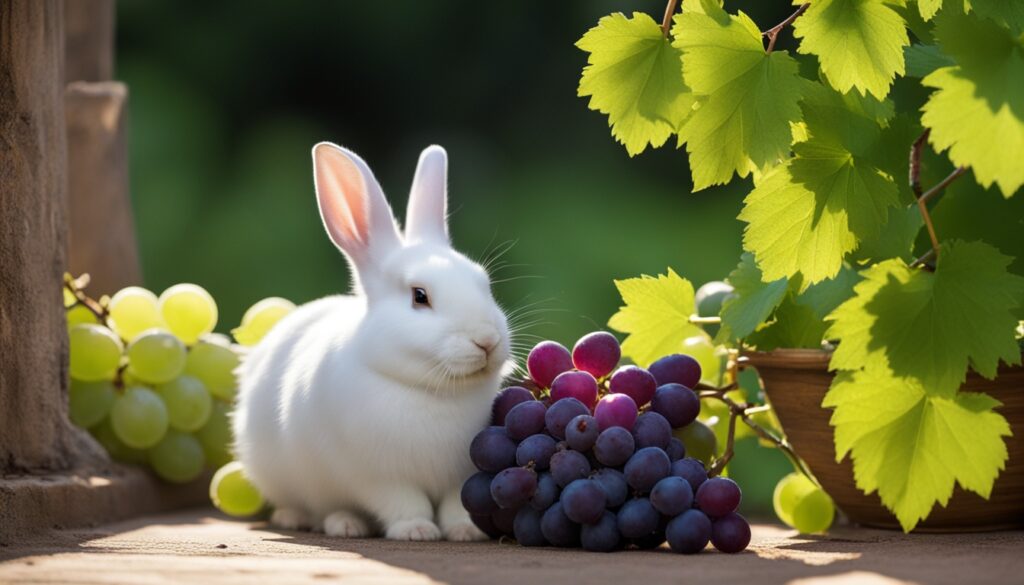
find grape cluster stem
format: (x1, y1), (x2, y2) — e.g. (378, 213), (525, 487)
(63, 273), (108, 322)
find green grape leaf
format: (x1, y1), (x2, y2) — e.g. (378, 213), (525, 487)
(746, 297), (828, 350)
(922, 13), (1024, 197)
(671, 3), (805, 190)
(827, 240), (1024, 397)
(577, 12), (696, 156)
(930, 176), (1024, 277)
(918, 0), (943, 20)
(824, 364), (1011, 531)
(904, 43), (955, 77)
(971, 0), (1024, 32)
(608, 268), (705, 367)
(716, 253), (789, 342)
(793, 0), (909, 98)
(851, 204), (923, 263)
(795, 265), (863, 320)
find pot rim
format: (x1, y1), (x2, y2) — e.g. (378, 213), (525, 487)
(741, 348), (831, 371)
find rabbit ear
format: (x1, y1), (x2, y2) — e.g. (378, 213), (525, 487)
(405, 145), (449, 245)
(312, 142), (402, 268)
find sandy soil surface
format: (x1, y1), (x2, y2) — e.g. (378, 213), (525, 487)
(1, 508), (1021, 585)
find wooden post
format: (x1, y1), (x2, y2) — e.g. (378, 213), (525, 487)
(63, 0), (114, 83)
(0, 0), (98, 473)
(66, 81), (142, 293)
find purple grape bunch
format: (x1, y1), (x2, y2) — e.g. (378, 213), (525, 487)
(462, 331), (751, 554)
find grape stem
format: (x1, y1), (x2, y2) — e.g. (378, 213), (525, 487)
(695, 365), (817, 483)
(763, 3), (810, 53)
(907, 129), (968, 267)
(661, 0), (680, 37)
(63, 272), (109, 322)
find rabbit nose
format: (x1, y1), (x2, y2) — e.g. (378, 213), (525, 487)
(473, 335), (498, 355)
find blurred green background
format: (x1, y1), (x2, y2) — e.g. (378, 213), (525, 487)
(116, 0), (800, 514)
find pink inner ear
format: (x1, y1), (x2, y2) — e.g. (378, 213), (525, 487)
(315, 145), (370, 248)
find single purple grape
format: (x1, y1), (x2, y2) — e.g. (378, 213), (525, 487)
(544, 397), (589, 439)
(550, 370), (599, 409)
(594, 393), (638, 431)
(540, 502), (580, 548)
(516, 433), (557, 470)
(616, 497), (660, 539)
(632, 411), (672, 450)
(513, 506), (547, 547)
(470, 513), (502, 539)
(672, 457), (708, 491)
(491, 506), (517, 536)
(649, 354), (701, 389)
(492, 386), (534, 425)
(561, 479), (607, 525)
(490, 467), (538, 509)
(565, 414), (599, 452)
(624, 446), (671, 493)
(580, 511), (621, 552)
(711, 512), (751, 554)
(530, 472), (559, 511)
(608, 365), (658, 407)
(571, 331), (621, 379)
(527, 341), (574, 388)
(593, 426), (635, 467)
(666, 509), (712, 554)
(651, 383), (701, 428)
(695, 477), (742, 518)
(666, 437), (686, 461)
(549, 449), (591, 487)
(461, 471), (497, 515)
(650, 476), (694, 516)
(505, 400), (547, 441)
(469, 426), (517, 473)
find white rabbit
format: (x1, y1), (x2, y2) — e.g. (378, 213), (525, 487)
(233, 142), (510, 541)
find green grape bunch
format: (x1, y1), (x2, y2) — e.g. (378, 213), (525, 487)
(62, 273), (290, 510)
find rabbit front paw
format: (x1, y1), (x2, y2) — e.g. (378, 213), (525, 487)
(444, 521), (488, 542)
(270, 508), (312, 531)
(324, 511), (370, 538)
(385, 518), (442, 541)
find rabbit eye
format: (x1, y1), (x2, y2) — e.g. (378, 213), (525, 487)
(412, 287), (431, 308)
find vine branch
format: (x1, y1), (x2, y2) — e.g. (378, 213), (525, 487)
(661, 0), (680, 37)
(908, 129), (968, 267)
(763, 3), (810, 53)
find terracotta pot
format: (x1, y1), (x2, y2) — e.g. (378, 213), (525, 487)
(744, 348), (1024, 532)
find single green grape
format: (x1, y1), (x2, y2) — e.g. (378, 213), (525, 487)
(68, 324), (123, 381)
(773, 472), (834, 533)
(110, 386), (169, 449)
(66, 304), (100, 329)
(127, 329), (186, 384)
(148, 430), (205, 483)
(792, 485), (836, 534)
(69, 379), (116, 428)
(210, 461), (264, 517)
(159, 283), (218, 345)
(196, 400), (234, 468)
(185, 335), (240, 400)
(157, 375), (213, 432)
(682, 334), (725, 386)
(673, 419), (718, 466)
(108, 286), (163, 342)
(91, 418), (147, 464)
(232, 297), (295, 346)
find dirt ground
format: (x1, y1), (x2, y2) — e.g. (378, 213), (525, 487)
(1, 508), (1021, 585)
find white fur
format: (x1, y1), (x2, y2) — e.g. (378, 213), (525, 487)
(233, 143), (509, 541)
